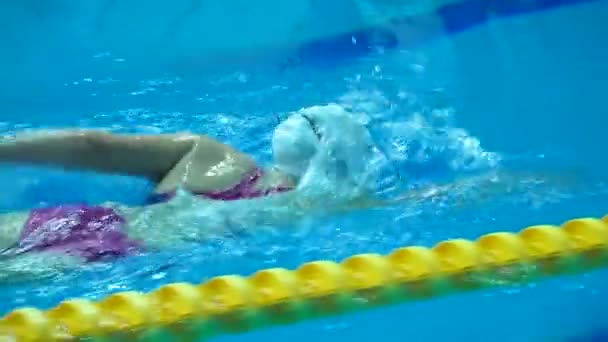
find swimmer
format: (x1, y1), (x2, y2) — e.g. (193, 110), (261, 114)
(0, 103), (577, 282)
(0, 103), (383, 282)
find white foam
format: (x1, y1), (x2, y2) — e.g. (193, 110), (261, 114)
(336, 89), (501, 188)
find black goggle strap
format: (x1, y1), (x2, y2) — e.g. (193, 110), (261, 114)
(300, 114), (323, 141)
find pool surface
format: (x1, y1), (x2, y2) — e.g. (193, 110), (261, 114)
(1, 0), (608, 341)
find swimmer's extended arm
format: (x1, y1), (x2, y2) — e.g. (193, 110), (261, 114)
(308, 169), (579, 214)
(0, 130), (199, 181)
(285, 170), (558, 215)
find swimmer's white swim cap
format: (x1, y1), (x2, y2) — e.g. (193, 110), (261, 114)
(272, 109), (321, 178)
(272, 103), (377, 191)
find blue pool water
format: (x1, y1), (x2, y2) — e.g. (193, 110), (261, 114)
(1, 0), (608, 341)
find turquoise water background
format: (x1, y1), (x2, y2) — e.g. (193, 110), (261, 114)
(1, 0), (608, 341)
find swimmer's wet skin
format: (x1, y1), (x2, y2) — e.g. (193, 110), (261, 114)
(0, 104), (382, 280)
